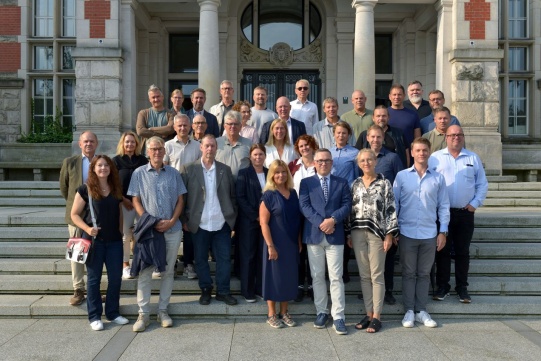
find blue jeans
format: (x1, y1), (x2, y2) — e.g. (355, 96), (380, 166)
(192, 224), (232, 294)
(86, 239), (123, 322)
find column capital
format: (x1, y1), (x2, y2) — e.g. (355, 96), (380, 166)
(351, 0), (378, 10)
(434, 0), (453, 12)
(198, 0), (221, 9)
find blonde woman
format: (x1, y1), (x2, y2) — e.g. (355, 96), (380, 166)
(265, 119), (297, 167)
(260, 160), (302, 328)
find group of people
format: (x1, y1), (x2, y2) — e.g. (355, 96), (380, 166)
(60, 79), (488, 335)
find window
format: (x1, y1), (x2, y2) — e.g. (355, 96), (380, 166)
(29, 0), (76, 132)
(241, 0), (322, 51)
(499, 0), (532, 137)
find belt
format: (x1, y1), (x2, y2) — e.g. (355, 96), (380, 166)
(450, 207), (467, 212)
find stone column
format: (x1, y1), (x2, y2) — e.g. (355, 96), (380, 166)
(120, 0), (137, 131)
(336, 21), (355, 112)
(352, 0), (377, 108)
(434, 0), (453, 98)
(198, 0), (221, 107)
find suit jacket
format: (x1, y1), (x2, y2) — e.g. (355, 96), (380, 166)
(260, 117), (307, 146)
(299, 174), (351, 245)
(180, 159), (238, 234)
(186, 109), (220, 138)
(236, 165), (268, 224)
(59, 155), (83, 225)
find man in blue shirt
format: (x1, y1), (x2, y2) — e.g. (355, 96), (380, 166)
(393, 137), (450, 329)
(429, 125), (488, 303)
(420, 90), (461, 134)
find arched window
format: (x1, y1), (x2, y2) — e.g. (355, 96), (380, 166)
(241, 0), (322, 51)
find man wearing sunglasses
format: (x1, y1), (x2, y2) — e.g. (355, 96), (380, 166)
(290, 79), (319, 135)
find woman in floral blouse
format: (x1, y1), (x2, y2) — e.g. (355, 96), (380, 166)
(348, 149), (398, 333)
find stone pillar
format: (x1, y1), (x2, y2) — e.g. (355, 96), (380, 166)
(352, 0), (377, 108)
(336, 21), (355, 112)
(0, 80), (24, 143)
(434, 0), (453, 99)
(120, 0), (137, 131)
(449, 0), (502, 175)
(71, 48), (123, 156)
(198, 0), (221, 107)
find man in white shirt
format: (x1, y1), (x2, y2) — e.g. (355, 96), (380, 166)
(210, 80), (235, 134)
(290, 78), (319, 135)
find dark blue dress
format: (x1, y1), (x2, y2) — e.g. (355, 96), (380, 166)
(262, 190), (301, 301)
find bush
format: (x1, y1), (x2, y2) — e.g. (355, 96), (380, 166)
(17, 105), (73, 143)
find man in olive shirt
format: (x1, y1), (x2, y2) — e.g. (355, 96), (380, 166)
(341, 90), (373, 140)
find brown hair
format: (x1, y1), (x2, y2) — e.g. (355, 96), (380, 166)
(333, 120), (352, 135)
(250, 143), (266, 155)
(389, 84), (405, 94)
(232, 100), (251, 112)
(411, 137), (431, 150)
(294, 134), (318, 154)
(86, 155), (122, 200)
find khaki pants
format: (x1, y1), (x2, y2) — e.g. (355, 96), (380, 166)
(68, 224), (85, 291)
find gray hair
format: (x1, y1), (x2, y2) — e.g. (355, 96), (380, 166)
(224, 110), (241, 124)
(148, 84), (162, 95)
(146, 136), (164, 147)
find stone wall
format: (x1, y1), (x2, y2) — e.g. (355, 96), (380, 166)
(0, 79), (24, 143)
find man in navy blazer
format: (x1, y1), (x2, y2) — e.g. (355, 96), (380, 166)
(260, 96), (306, 145)
(299, 148), (351, 335)
(186, 88), (220, 137)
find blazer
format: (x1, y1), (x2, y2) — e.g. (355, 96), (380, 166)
(59, 155), (83, 225)
(299, 174), (351, 245)
(186, 108), (220, 138)
(236, 165), (268, 224)
(180, 159), (238, 234)
(260, 117), (307, 146)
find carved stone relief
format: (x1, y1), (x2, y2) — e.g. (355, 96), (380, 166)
(239, 37), (323, 66)
(269, 43), (294, 67)
(456, 64), (484, 80)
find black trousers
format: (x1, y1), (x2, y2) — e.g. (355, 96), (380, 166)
(384, 243), (398, 291)
(435, 208), (475, 290)
(297, 243), (312, 287)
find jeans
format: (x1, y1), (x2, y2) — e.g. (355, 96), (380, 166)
(307, 237), (345, 320)
(400, 234), (436, 312)
(86, 239), (123, 322)
(192, 224), (232, 295)
(351, 229), (386, 315)
(68, 224), (85, 290)
(436, 209), (475, 290)
(121, 204), (138, 263)
(137, 229), (182, 314)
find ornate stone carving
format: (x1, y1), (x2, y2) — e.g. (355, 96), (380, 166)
(293, 39), (322, 63)
(240, 39), (269, 63)
(269, 42), (294, 67)
(456, 64), (484, 80)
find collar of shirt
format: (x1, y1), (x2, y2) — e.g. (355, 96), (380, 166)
(324, 118), (340, 127)
(333, 144), (353, 152)
(81, 154), (94, 161)
(200, 158), (216, 172)
(377, 147), (390, 157)
(175, 136), (190, 146)
(144, 162), (166, 172)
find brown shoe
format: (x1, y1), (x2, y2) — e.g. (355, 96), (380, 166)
(70, 289), (85, 306)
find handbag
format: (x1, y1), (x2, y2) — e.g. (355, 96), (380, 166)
(66, 193), (97, 264)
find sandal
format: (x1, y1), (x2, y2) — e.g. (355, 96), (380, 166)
(355, 316), (371, 330)
(366, 317), (382, 333)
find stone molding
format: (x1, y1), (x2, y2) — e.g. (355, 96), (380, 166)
(239, 38), (323, 66)
(0, 79), (23, 88)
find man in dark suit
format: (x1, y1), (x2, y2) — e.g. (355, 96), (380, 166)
(260, 96), (306, 145)
(59, 131), (98, 306)
(185, 88), (220, 137)
(181, 135), (238, 306)
(299, 148), (351, 335)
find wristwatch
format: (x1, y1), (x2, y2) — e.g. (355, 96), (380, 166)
(439, 231), (448, 237)
(331, 216), (337, 225)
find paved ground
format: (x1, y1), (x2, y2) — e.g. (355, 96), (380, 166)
(1, 317), (541, 360)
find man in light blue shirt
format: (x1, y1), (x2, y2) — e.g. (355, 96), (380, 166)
(330, 121), (359, 187)
(428, 125), (488, 304)
(393, 137), (449, 329)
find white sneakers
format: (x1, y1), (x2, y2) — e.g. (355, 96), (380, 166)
(415, 311), (438, 328)
(183, 264), (197, 279)
(157, 311), (173, 328)
(122, 266), (134, 279)
(90, 320), (104, 331)
(110, 316), (129, 325)
(402, 310), (437, 328)
(402, 310), (415, 328)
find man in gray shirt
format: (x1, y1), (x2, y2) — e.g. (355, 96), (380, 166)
(216, 110), (251, 180)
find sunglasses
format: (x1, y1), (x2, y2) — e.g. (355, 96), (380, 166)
(297, 87), (309, 91)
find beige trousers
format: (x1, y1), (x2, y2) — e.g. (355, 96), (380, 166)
(68, 224), (85, 291)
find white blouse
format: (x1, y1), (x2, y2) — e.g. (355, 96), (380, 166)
(265, 144), (297, 168)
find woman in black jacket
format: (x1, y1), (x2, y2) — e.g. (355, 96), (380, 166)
(112, 131), (148, 279)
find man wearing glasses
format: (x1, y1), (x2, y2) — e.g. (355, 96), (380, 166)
(420, 90), (461, 134)
(210, 80), (236, 133)
(290, 79), (319, 135)
(128, 137), (186, 332)
(429, 125), (488, 304)
(299, 149), (351, 335)
(216, 110), (251, 180)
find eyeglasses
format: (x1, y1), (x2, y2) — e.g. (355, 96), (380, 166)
(297, 87), (309, 91)
(221, 87), (233, 90)
(148, 147), (164, 152)
(446, 133), (464, 138)
(193, 122), (207, 125)
(225, 123), (240, 127)
(315, 159), (332, 164)
(241, 111), (251, 114)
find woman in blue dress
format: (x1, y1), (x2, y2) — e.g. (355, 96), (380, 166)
(260, 159), (302, 328)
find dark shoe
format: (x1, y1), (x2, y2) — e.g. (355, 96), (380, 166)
(355, 316), (370, 330)
(433, 287), (450, 301)
(307, 286), (314, 301)
(357, 293), (363, 300)
(313, 313), (329, 329)
(384, 291), (396, 305)
(342, 273), (350, 284)
(199, 288), (212, 305)
(294, 287), (304, 302)
(366, 317), (382, 333)
(332, 319), (348, 335)
(70, 289), (85, 306)
(457, 288), (471, 303)
(216, 293), (238, 305)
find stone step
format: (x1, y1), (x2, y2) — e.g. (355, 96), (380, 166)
(470, 243), (541, 258)
(0, 181), (58, 190)
(488, 182), (541, 191)
(0, 189), (62, 198)
(2, 294), (541, 318)
(0, 274), (539, 296)
(0, 227), (67, 240)
(0, 198), (65, 207)
(475, 210), (541, 227)
(473, 227), (541, 241)
(486, 190), (541, 198)
(483, 198), (541, 207)
(0, 208), (65, 226)
(486, 175), (517, 183)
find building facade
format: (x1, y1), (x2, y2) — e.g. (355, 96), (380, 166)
(0, 0), (539, 179)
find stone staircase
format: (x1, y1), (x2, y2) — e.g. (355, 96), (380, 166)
(1, 180), (541, 319)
